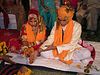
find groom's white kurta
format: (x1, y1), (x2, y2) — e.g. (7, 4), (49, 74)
(40, 21), (92, 66)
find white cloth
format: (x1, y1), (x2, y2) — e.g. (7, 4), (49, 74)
(0, 13), (17, 29)
(40, 47), (93, 66)
(41, 50), (59, 60)
(72, 48), (91, 61)
(40, 21), (83, 60)
(6, 41), (100, 75)
(8, 14), (17, 29)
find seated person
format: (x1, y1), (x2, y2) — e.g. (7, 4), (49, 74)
(76, 0), (87, 25)
(76, 0), (100, 35)
(20, 8), (46, 64)
(38, 5), (93, 67)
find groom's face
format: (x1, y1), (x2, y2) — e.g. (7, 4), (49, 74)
(58, 16), (69, 26)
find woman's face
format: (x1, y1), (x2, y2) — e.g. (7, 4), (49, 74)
(28, 14), (38, 27)
(58, 16), (69, 27)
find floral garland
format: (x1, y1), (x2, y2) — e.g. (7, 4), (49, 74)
(0, 42), (8, 56)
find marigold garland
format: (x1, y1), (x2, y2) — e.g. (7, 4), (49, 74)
(0, 42), (8, 56)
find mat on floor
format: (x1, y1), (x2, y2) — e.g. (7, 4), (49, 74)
(7, 41), (100, 75)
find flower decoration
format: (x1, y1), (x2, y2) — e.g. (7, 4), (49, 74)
(21, 46), (35, 64)
(0, 42), (8, 56)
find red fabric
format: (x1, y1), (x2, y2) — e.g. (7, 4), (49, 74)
(78, 40), (96, 65)
(70, 0), (78, 8)
(8, 38), (21, 52)
(33, 44), (41, 51)
(28, 8), (39, 16)
(62, 0), (78, 8)
(0, 57), (2, 60)
(0, 29), (21, 53)
(20, 25), (27, 36)
(89, 45), (95, 65)
(0, 29), (20, 44)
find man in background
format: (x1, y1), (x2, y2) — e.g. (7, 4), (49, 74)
(76, 0), (100, 35)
